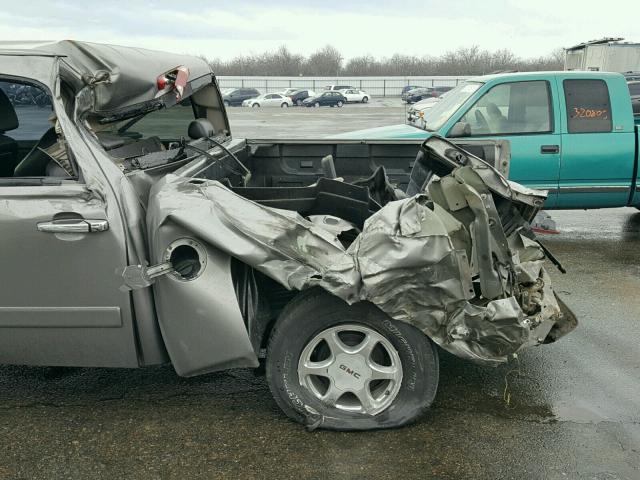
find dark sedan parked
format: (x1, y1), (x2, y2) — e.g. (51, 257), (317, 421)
(404, 87), (439, 104)
(302, 91), (347, 107)
(289, 89), (316, 106)
(222, 88), (260, 106)
(400, 85), (423, 101)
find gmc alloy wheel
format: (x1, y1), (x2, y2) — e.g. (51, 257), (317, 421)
(266, 288), (439, 430)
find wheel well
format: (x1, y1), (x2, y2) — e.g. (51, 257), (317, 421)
(230, 259), (297, 355)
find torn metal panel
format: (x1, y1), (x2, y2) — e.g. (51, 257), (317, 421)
(146, 136), (577, 364)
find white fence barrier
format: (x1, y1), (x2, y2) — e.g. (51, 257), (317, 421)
(216, 76), (469, 97)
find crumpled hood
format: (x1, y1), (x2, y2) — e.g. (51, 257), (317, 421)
(146, 136), (577, 364)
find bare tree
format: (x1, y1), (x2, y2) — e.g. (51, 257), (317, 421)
(303, 45), (343, 76)
(204, 45), (565, 76)
(269, 46), (305, 76)
(344, 55), (380, 75)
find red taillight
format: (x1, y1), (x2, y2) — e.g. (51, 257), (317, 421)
(156, 67), (189, 99)
(157, 75), (168, 90)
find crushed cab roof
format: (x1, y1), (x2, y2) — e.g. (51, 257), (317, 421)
(0, 40), (213, 114)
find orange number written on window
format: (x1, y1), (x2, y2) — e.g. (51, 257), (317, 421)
(572, 107), (609, 119)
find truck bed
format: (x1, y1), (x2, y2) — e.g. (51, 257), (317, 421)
(234, 138), (509, 193)
(176, 138), (510, 228)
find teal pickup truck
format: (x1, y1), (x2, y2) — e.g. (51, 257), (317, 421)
(336, 72), (640, 209)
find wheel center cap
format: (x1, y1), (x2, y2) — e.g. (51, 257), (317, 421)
(329, 353), (371, 391)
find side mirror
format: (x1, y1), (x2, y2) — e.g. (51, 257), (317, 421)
(448, 122), (471, 138)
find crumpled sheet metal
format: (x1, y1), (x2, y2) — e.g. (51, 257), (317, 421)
(148, 172), (574, 364)
(147, 176), (362, 301)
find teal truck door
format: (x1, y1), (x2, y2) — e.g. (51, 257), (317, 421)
(448, 80), (560, 207)
(556, 75), (636, 208)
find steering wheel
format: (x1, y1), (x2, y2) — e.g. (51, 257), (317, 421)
(474, 110), (489, 132)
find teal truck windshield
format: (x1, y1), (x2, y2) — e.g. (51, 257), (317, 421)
(423, 82), (482, 131)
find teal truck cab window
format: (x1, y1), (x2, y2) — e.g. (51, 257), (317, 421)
(459, 81), (552, 135)
(564, 79), (612, 133)
(448, 79), (560, 206)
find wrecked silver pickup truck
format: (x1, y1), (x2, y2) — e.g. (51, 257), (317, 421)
(0, 41), (576, 430)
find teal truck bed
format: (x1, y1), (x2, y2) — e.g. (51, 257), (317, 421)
(336, 72), (640, 209)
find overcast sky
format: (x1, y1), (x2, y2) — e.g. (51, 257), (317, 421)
(0, 0), (637, 60)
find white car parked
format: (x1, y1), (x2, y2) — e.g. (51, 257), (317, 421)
(277, 88), (300, 96)
(242, 93), (293, 108)
(339, 89), (370, 103)
(323, 84), (356, 91)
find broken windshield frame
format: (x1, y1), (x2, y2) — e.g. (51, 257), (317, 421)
(95, 98), (199, 145)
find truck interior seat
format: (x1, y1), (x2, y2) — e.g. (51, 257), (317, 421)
(45, 159), (72, 177)
(487, 102), (507, 132)
(0, 89), (19, 177)
(13, 127), (57, 177)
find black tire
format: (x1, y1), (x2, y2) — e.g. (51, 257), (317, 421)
(337, 100), (344, 107)
(281, 102), (288, 108)
(296, 99), (303, 106)
(362, 96), (369, 103)
(314, 102), (320, 108)
(252, 103), (260, 108)
(266, 288), (439, 431)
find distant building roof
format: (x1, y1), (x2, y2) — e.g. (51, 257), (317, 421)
(566, 37), (639, 51)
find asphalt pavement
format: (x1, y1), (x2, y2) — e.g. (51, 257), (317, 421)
(1, 100), (639, 479)
(227, 98), (409, 138)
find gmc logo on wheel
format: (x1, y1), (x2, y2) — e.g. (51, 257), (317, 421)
(339, 364), (361, 379)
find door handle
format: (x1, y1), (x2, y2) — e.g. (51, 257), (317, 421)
(37, 218), (109, 233)
(541, 145), (560, 154)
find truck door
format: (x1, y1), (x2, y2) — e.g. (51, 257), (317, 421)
(450, 80), (561, 207)
(0, 64), (139, 367)
(555, 76), (636, 208)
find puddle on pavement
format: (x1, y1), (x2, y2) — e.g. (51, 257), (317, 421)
(551, 403), (611, 424)
(434, 348), (636, 426)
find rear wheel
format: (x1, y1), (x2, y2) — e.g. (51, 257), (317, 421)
(314, 102), (320, 108)
(281, 102), (288, 108)
(252, 103), (260, 108)
(296, 99), (303, 106)
(362, 96), (369, 103)
(266, 288), (439, 431)
(337, 100), (344, 107)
